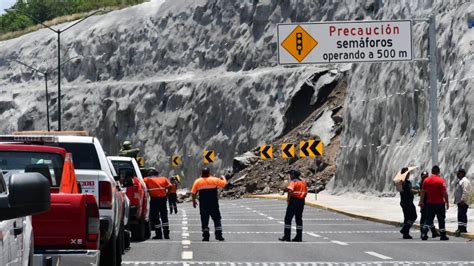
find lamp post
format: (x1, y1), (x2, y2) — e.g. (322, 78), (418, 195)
(9, 56), (80, 131)
(5, 8), (102, 131)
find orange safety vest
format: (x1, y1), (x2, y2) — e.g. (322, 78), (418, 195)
(191, 176), (227, 195)
(168, 183), (178, 194)
(144, 176), (171, 198)
(59, 153), (80, 194)
(288, 179), (308, 199)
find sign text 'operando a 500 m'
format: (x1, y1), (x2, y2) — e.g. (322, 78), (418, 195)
(278, 20), (413, 64)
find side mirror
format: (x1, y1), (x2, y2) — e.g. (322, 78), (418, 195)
(0, 172), (51, 221)
(119, 168), (134, 188)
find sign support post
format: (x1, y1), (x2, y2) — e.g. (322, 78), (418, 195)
(428, 14), (439, 166)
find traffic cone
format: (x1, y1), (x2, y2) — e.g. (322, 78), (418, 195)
(60, 153), (79, 194)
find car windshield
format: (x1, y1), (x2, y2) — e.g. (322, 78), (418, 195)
(46, 143), (101, 170)
(111, 160), (137, 177)
(0, 151), (63, 187)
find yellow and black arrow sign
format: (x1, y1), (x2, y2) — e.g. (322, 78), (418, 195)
(171, 155), (182, 167)
(259, 145), (273, 159)
(282, 143), (295, 158)
(204, 150), (215, 164)
(299, 140), (323, 157)
(136, 156), (145, 167)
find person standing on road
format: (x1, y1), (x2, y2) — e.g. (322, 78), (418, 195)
(420, 165), (450, 241)
(454, 168), (471, 236)
(399, 167), (418, 239)
(417, 171), (439, 238)
(168, 176), (179, 214)
(192, 168), (227, 242)
(144, 170), (172, 239)
(279, 169), (308, 242)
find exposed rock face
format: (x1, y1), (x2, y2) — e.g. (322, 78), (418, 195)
(0, 0), (472, 191)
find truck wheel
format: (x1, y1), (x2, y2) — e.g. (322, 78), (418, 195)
(124, 229), (131, 249)
(117, 221), (125, 261)
(144, 219), (151, 240)
(132, 217), (146, 241)
(100, 230), (117, 266)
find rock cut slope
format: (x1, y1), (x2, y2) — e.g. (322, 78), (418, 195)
(0, 0), (472, 191)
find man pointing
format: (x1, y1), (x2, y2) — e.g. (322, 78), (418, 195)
(192, 168), (227, 241)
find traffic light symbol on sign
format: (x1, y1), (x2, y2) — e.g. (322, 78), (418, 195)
(282, 143), (295, 159)
(299, 140), (323, 157)
(259, 145), (273, 160)
(171, 155), (182, 167)
(204, 150), (215, 164)
(281, 25), (318, 62)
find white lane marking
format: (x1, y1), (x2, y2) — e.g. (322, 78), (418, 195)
(331, 240), (349, 246)
(182, 240), (191, 245)
(182, 232), (189, 237)
(182, 221), (188, 225)
(307, 233), (321, 238)
(183, 245), (189, 249)
(182, 226), (188, 230)
(181, 251), (193, 260)
(365, 251), (393, 260)
(267, 217), (275, 220)
(278, 221), (284, 224)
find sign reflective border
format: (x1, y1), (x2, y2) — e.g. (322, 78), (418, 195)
(278, 20), (413, 64)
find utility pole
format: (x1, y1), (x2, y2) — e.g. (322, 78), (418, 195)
(428, 14), (439, 166)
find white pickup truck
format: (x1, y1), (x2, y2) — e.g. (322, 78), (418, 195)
(9, 133), (127, 266)
(0, 171), (51, 266)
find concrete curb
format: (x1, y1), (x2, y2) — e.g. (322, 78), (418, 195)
(244, 194), (474, 240)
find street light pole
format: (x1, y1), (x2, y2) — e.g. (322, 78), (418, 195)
(44, 72), (50, 131)
(9, 56), (80, 132)
(5, 8), (102, 131)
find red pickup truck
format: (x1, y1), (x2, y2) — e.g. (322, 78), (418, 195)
(0, 144), (100, 265)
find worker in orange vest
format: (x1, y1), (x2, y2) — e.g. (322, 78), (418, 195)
(168, 176), (179, 214)
(192, 168), (228, 241)
(144, 169), (172, 239)
(279, 169), (308, 242)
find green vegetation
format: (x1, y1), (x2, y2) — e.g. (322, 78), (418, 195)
(0, 0), (144, 35)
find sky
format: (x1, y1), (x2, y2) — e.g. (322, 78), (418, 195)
(0, 0), (16, 15)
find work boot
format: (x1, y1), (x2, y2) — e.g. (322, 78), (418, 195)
(430, 227), (439, 238)
(292, 229), (303, 242)
(440, 232), (449, 241)
(163, 227), (170, 239)
(279, 228), (291, 242)
(202, 229), (210, 242)
(460, 226), (468, 233)
(403, 234), (413, 239)
(174, 208), (178, 214)
(215, 235), (225, 241)
(420, 226), (429, 240)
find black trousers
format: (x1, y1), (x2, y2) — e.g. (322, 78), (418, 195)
(199, 202), (222, 237)
(168, 193), (178, 212)
(420, 206), (436, 231)
(422, 204), (446, 235)
(457, 203), (468, 231)
(400, 202), (417, 234)
(284, 198), (305, 235)
(150, 197), (169, 236)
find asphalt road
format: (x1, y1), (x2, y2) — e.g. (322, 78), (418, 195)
(123, 198), (474, 265)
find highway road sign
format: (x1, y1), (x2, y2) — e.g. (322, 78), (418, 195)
(203, 150), (215, 164)
(259, 145), (273, 159)
(299, 140), (323, 157)
(278, 20), (413, 64)
(282, 143), (295, 159)
(171, 155), (182, 167)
